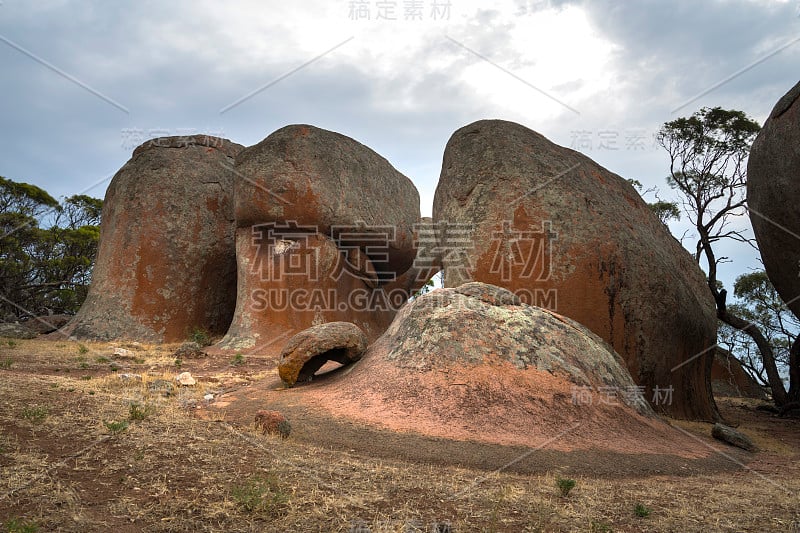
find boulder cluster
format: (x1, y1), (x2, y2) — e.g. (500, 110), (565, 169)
(61, 127), (429, 353)
(67, 91), (800, 423)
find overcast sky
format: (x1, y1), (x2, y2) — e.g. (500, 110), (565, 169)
(1, 0), (798, 289)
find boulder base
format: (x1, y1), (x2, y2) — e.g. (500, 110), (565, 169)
(0, 323), (38, 339)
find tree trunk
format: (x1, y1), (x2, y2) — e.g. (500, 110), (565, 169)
(698, 222), (788, 407)
(789, 336), (800, 403)
(716, 294), (788, 406)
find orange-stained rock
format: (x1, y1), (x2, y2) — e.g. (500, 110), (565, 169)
(212, 228), (407, 354)
(278, 321), (367, 387)
(254, 410), (291, 438)
(62, 135), (243, 342)
(364, 283), (651, 403)
(234, 124), (419, 277)
(433, 120), (719, 420)
(214, 125), (422, 354)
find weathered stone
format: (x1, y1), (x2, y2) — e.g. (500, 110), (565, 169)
(433, 120), (718, 420)
(62, 135), (243, 342)
(254, 410), (291, 438)
(0, 323), (38, 339)
(298, 283), (688, 449)
(278, 322), (367, 387)
(372, 283), (650, 409)
(748, 79), (800, 318)
(175, 371), (197, 386)
(214, 125), (421, 353)
(148, 379), (175, 397)
(214, 230), (405, 353)
(711, 422), (758, 452)
(234, 124), (419, 276)
(22, 314), (72, 334)
(112, 347), (136, 359)
(173, 341), (206, 359)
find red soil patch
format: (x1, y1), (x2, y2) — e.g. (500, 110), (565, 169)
(207, 356), (727, 473)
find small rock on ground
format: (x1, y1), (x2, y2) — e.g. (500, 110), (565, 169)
(173, 341), (206, 358)
(113, 347), (136, 359)
(148, 379), (175, 397)
(711, 422), (758, 452)
(175, 371), (197, 386)
(254, 410), (291, 438)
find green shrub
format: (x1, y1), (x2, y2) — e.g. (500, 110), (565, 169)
(128, 402), (152, 421)
(3, 517), (39, 533)
(276, 420), (292, 439)
(104, 420), (129, 434)
(634, 503), (651, 518)
(555, 476), (576, 497)
(21, 406), (48, 424)
(231, 476), (288, 514)
(189, 327), (211, 347)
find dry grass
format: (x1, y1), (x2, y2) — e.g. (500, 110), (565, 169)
(0, 339), (798, 532)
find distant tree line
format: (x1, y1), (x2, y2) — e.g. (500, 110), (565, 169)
(0, 176), (102, 320)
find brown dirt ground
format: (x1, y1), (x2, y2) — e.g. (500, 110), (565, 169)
(1, 339), (799, 532)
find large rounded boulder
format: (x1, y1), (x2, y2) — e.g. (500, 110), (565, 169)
(300, 283), (707, 452)
(234, 124), (419, 276)
(433, 120), (718, 420)
(214, 125), (421, 353)
(748, 80), (800, 318)
(62, 135), (243, 342)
